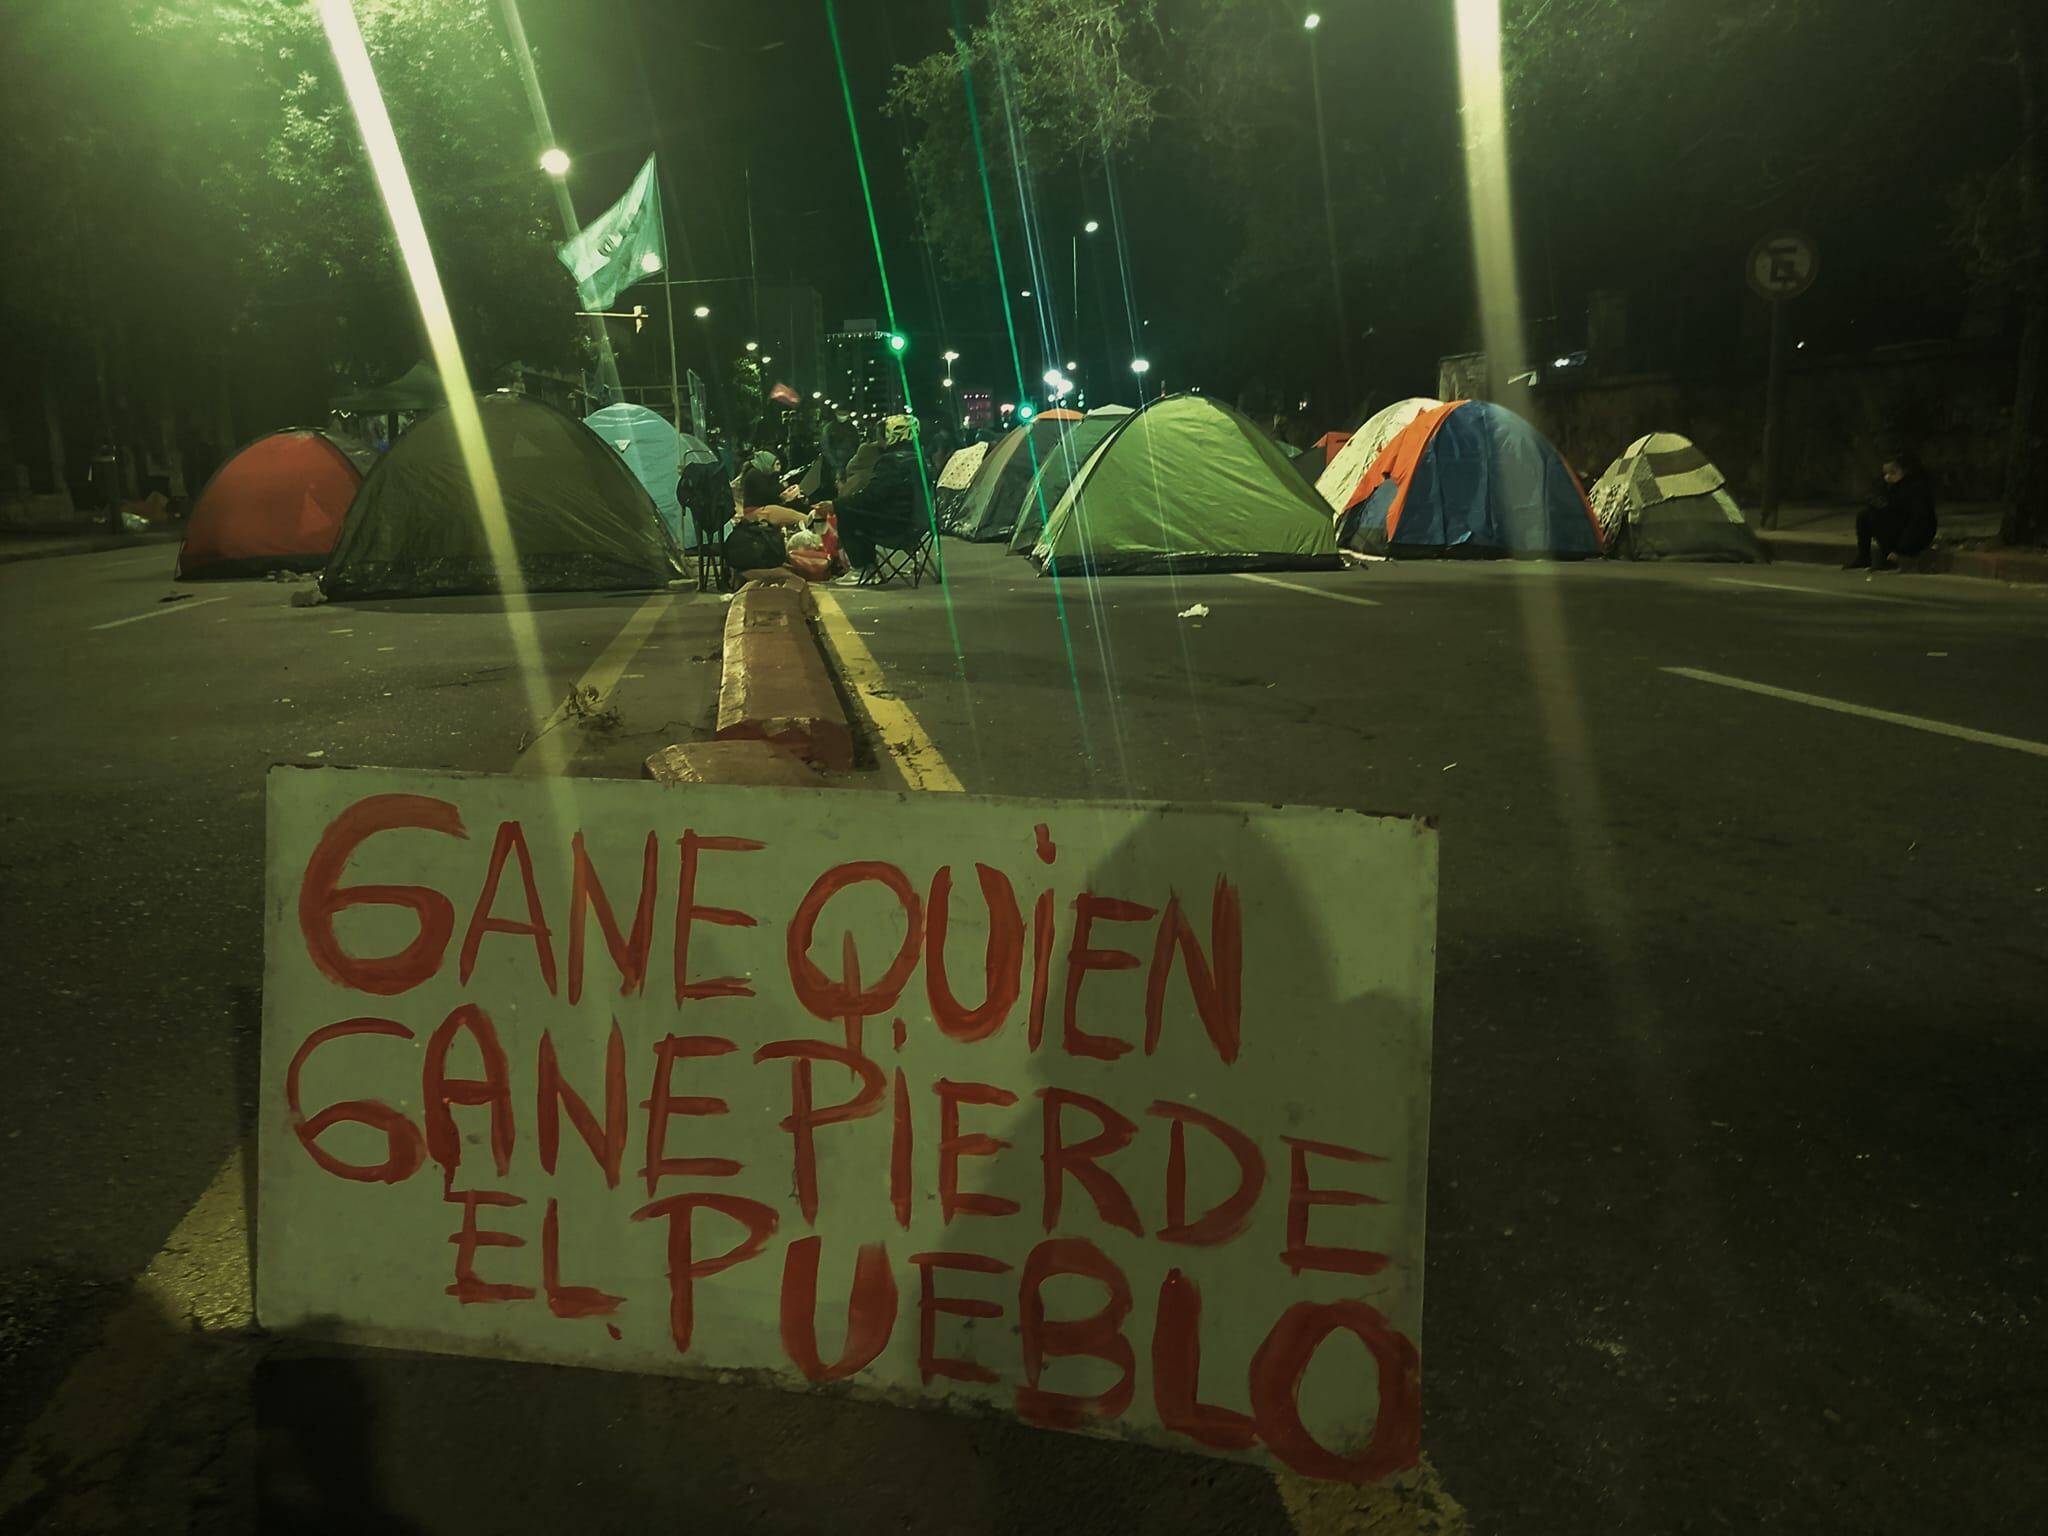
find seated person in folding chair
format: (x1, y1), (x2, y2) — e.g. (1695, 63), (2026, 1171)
(815, 415), (931, 584)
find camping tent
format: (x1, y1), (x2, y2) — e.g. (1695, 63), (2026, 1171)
(1328, 400), (1602, 559)
(177, 430), (360, 579)
(947, 415), (1080, 542)
(584, 402), (706, 545)
(1006, 405), (1134, 554)
(331, 361), (444, 414)
(934, 440), (993, 527)
(1291, 430), (1353, 480)
(1590, 433), (1763, 561)
(322, 395), (682, 599)
(1316, 398), (1442, 514)
(1030, 395), (1341, 576)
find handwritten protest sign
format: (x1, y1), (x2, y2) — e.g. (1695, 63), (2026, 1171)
(259, 766), (1436, 1483)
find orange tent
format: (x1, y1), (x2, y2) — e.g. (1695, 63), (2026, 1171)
(1310, 430), (1351, 466)
(1038, 408), (1085, 422)
(177, 430), (361, 579)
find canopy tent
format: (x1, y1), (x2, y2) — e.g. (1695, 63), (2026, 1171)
(933, 440), (993, 527)
(1316, 398), (1442, 514)
(330, 361), (444, 414)
(947, 415), (1079, 542)
(322, 395), (682, 599)
(583, 402), (698, 545)
(1006, 405), (1134, 554)
(1330, 400), (1603, 559)
(1030, 395), (1340, 576)
(177, 430), (359, 579)
(1590, 433), (1763, 561)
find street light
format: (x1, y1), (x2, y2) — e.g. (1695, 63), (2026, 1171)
(812, 390), (823, 400)
(1304, 12), (1322, 29)
(761, 354), (773, 365)
(693, 305), (710, 318)
(1019, 289), (1032, 299)
(1043, 369), (1063, 386)
(942, 349), (959, 364)
(539, 146), (571, 176)
(887, 332), (908, 354)
(1083, 219), (1100, 234)
(1064, 360), (1077, 371)
(1130, 358), (1152, 374)
(639, 251), (661, 273)
(942, 377), (954, 388)
(744, 340), (759, 352)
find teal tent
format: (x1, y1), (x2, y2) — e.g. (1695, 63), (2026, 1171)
(1031, 395), (1340, 576)
(585, 402), (692, 544)
(322, 395), (682, 599)
(1006, 405), (1133, 554)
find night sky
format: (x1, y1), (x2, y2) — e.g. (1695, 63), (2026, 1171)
(514, 0), (1450, 415)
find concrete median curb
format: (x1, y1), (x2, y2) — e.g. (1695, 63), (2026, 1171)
(712, 575), (854, 771)
(1761, 532), (2048, 585)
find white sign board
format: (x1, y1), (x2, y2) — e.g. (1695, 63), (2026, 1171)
(260, 766), (1437, 1484)
(1747, 231), (1819, 300)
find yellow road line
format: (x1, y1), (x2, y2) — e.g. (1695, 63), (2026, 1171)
(1, 594), (687, 1518)
(0, 1153), (249, 1517)
(817, 583), (1459, 1533)
(513, 592), (676, 775)
(811, 587), (963, 792)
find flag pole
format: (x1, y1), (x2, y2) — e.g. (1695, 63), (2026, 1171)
(658, 176), (681, 429)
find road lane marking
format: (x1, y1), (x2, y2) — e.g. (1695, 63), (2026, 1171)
(1664, 667), (2048, 758)
(2, 592), (691, 1515)
(513, 592), (675, 775)
(0, 1152), (248, 1518)
(89, 594), (230, 630)
(1711, 576), (1918, 605)
(1234, 573), (1381, 606)
(813, 587), (963, 792)
(815, 583), (1460, 1532)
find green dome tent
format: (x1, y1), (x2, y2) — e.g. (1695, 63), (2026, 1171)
(1006, 405), (1133, 555)
(1030, 395), (1341, 576)
(322, 395), (683, 599)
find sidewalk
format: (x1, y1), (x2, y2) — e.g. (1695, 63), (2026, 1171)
(1757, 502), (2048, 584)
(0, 525), (182, 565)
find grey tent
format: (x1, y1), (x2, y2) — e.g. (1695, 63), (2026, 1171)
(331, 361), (445, 414)
(322, 395), (682, 599)
(1590, 433), (1764, 561)
(1006, 406), (1133, 554)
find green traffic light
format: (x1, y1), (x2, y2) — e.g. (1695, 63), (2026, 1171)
(887, 333), (908, 354)
(1016, 403), (1035, 421)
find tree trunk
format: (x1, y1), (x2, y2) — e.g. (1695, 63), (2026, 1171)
(2002, 32), (2047, 546)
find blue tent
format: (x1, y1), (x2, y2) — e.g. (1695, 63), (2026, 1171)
(1333, 400), (1603, 559)
(584, 404), (707, 545)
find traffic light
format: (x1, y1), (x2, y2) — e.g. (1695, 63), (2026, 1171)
(887, 332), (908, 355)
(1016, 402), (1035, 421)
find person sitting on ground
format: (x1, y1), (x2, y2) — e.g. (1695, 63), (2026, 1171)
(1846, 452), (1937, 571)
(814, 415), (927, 577)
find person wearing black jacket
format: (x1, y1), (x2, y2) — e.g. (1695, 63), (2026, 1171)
(1846, 454), (1937, 571)
(818, 417), (926, 572)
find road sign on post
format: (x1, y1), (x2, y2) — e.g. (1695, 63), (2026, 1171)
(258, 766), (1438, 1486)
(1749, 232), (1819, 530)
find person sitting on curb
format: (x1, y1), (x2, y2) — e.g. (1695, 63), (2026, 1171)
(1845, 453), (1937, 572)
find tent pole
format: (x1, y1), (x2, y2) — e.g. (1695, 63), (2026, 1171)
(663, 267), (682, 429)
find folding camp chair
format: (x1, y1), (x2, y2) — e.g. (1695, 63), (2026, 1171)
(859, 520), (939, 588)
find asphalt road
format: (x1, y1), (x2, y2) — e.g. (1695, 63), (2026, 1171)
(821, 542), (2048, 1533)
(2, 538), (2043, 1533)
